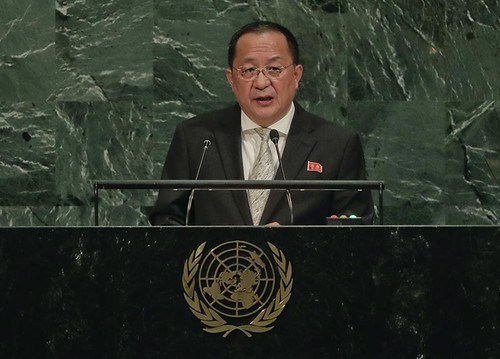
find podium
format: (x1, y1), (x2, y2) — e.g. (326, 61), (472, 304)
(1, 226), (499, 358)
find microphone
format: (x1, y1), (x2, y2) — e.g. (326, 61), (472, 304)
(269, 129), (294, 225)
(186, 139), (211, 225)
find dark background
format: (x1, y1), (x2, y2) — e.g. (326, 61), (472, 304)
(1, 226), (499, 358)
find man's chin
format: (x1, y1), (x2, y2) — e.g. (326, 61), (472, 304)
(248, 107), (281, 124)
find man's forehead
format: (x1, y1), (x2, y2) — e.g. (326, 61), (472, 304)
(234, 32), (292, 60)
(236, 30), (287, 44)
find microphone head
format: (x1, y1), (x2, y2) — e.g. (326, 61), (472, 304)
(269, 129), (279, 144)
(203, 139), (211, 148)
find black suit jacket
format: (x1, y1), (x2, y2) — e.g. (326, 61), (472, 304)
(149, 103), (373, 225)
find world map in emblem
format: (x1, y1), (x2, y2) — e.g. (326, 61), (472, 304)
(198, 240), (276, 318)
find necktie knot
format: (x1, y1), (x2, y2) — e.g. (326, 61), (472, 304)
(254, 127), (270, 140)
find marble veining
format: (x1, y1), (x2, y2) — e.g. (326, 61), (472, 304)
(0, 0), (499, 225)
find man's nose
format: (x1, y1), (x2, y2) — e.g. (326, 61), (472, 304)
(253, 70), (271, 88)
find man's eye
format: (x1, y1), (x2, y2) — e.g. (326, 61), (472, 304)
(242, 68), (257, 75)
(266, 67), (282, 74)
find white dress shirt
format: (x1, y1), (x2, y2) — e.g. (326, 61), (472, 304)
(241, 103), (295, 179)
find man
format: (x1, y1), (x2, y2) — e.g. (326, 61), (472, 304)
(149, 21), (373, 226)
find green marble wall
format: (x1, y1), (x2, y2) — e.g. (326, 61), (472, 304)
(1, 0), (499, 226)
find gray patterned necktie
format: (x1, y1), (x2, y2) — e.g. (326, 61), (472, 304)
(248, 128), (275, 225)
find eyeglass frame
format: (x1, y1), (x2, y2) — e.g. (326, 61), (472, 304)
(232, 63), (295, 81)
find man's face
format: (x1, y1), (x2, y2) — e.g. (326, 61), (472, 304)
(226, 31), (303, 127)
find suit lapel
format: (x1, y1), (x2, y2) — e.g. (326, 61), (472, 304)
(280, 107), (317, 180)
(213, 105), (253, 224)
(261, 104), (317, 224)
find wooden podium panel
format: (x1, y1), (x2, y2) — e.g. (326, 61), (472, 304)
(1, 226), (499, 358)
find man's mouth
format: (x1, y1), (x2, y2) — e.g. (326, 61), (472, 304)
(254, 96), (274, 104)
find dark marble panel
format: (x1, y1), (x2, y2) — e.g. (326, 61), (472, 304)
(54, 100), (155, 226)
(0, 102), (57, 206)
(445, 101), (500, 224)
(0, 0), (55, 102)
(445, 0), (500, 100)
(55, 101), (155, 181)
(54, 0), (153, 101)
(153, 3), (233, 103)
(345, 0), (447, 101)
(0, 226), (499, 358)
(0, 100), (157, 226)
(348, 101), (447, 224)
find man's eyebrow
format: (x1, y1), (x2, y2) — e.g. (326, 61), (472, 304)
(267, 56), (284, 62)
(240, 55), (285, 63)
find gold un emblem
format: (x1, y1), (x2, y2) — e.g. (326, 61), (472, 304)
(182, 240), (293, 337)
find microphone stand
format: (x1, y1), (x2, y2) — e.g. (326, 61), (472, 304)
(185, 139), (211, 225)
(270, 129), (294, 225)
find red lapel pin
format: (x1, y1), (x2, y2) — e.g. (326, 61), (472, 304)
(307, 161), (323, 173)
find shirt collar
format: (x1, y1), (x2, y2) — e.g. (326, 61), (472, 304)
(241, 102), (295, 136)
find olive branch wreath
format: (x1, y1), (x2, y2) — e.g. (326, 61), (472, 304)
(182, 241), (293, 338)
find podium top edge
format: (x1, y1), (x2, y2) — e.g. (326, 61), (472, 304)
(93, 179), (385, 190)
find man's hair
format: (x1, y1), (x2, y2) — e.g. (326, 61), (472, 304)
(227, 21), (300, 67)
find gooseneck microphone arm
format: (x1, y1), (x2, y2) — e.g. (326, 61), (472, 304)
(269, 129), (294, 225)
(185, 139), (211, 226)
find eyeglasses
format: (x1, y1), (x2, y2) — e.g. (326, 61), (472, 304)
(233, 64), (294, 81)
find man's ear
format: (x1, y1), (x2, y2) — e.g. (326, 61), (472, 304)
(225, 68), (234, 89)
(293, 64), (303, 88)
